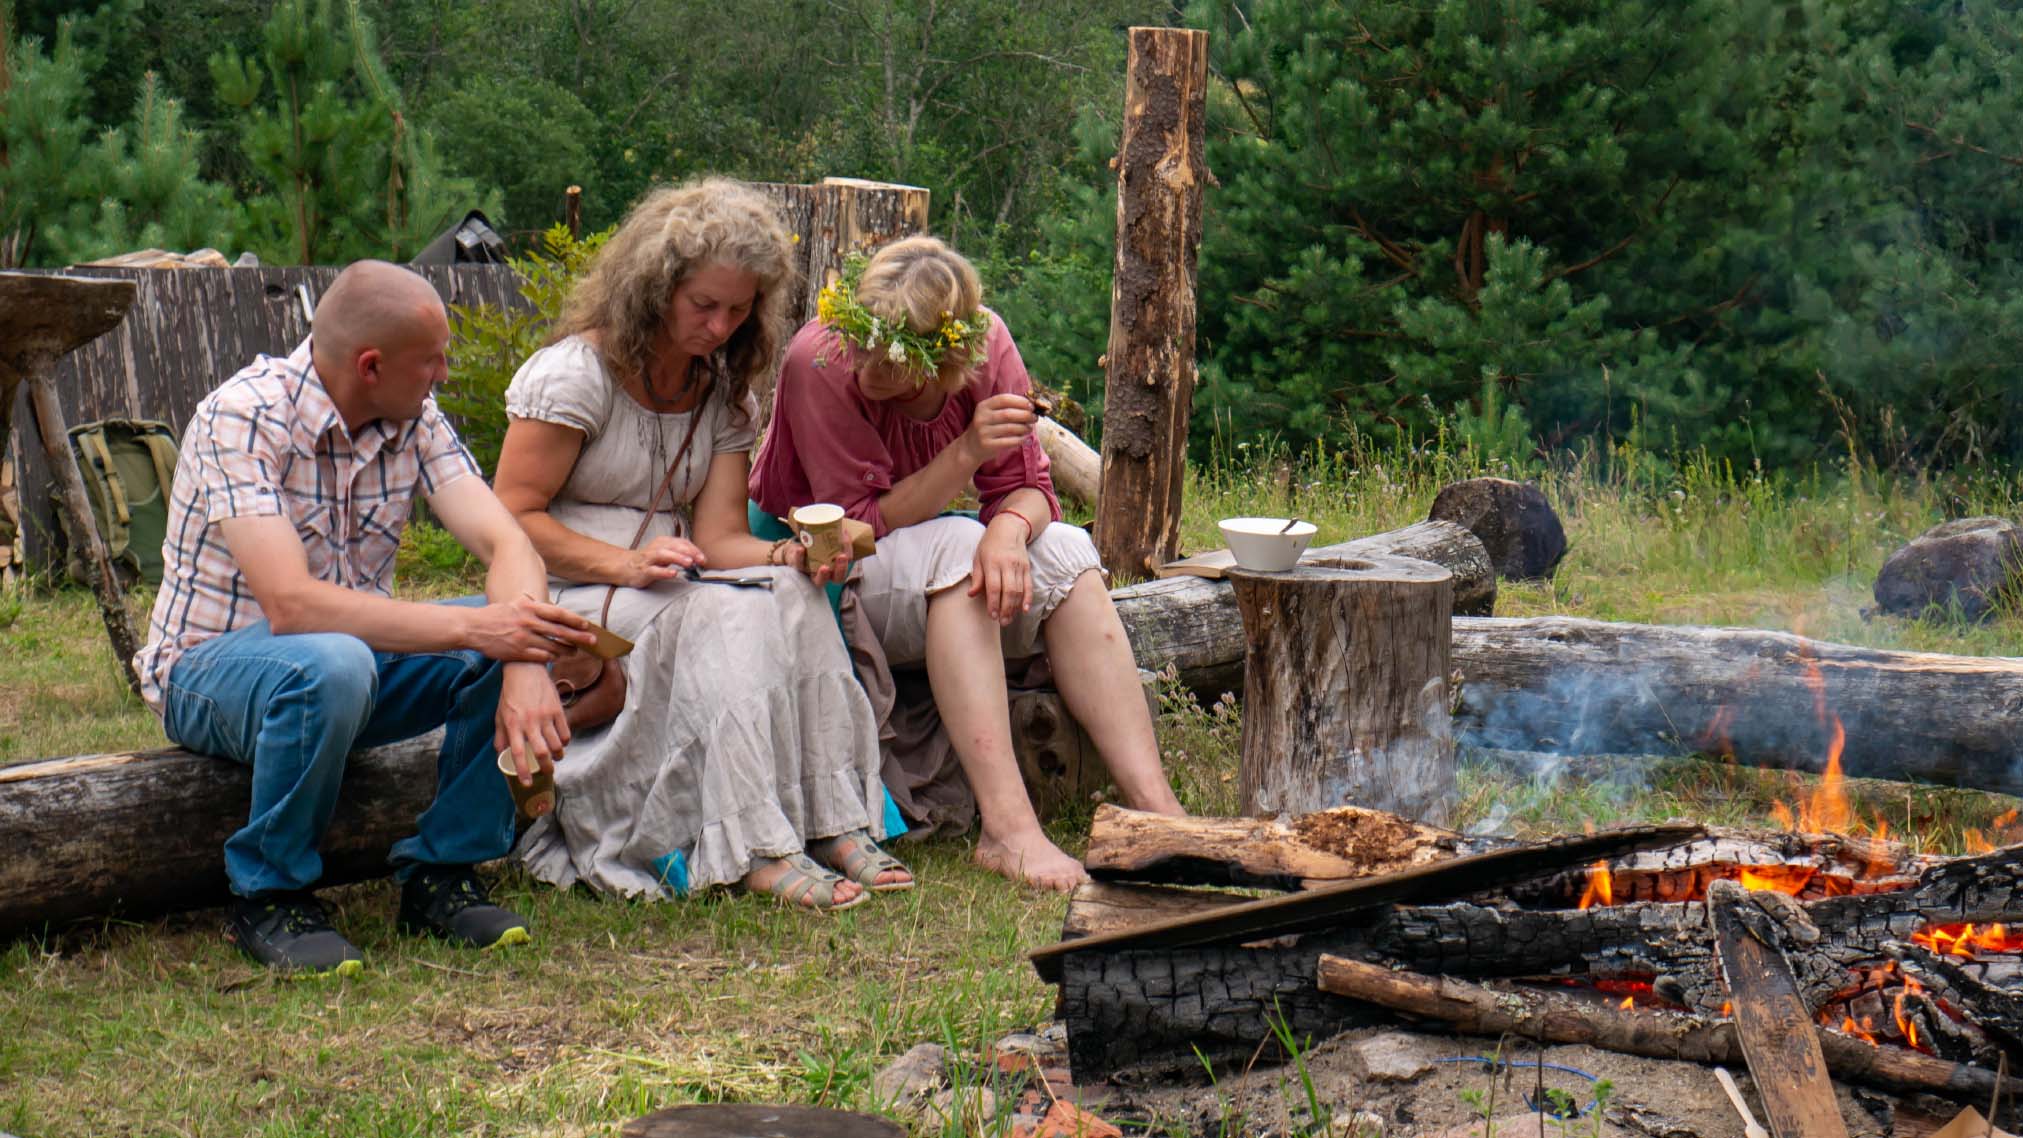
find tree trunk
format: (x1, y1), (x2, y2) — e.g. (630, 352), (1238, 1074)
(1110, 521), (1495, 698)
(1232, 555), (1455, 824)
(1094, 27), (1208, 578)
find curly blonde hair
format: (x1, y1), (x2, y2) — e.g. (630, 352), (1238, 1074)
(555, 178), (796, 422)
(854, 235), (986, 393)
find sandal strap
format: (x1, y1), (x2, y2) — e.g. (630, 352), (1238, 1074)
(769, 853), (846, 910)
(826, 830), (910, 886)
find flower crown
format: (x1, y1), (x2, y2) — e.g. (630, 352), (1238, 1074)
(815, 252), (991, 383)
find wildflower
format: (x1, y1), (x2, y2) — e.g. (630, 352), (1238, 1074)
(886, 342), (907, 364)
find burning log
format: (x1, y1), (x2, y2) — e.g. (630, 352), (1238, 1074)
(1312, 955), (2001, 1102)
(1231, 554), (1456, 824)
(1709, 877), (1853, 1137)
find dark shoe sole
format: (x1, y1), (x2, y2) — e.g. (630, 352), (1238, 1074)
(396, 919), (532, 950)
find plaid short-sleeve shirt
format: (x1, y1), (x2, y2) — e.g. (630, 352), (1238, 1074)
(134, 339), (479, 711)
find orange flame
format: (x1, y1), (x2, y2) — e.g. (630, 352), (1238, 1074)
(1893, 976), (1924, 1050)
(1721, 1001), (1733, 1017)
(1737, 865), (1817, 895)
(1765, 643), (1853, 837)
(1618, 996), (1635, 1010)
(1964, 828), (1994, 855)
(1911, 921), (2023, 958)
(1577, 861), (1614, 909)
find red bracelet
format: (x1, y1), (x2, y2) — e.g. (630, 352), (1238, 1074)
(1001, 511), (1034, 543)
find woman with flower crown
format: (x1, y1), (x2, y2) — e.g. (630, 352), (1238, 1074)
(491, 178), (912, 911)
(750, 235), (1185, 892)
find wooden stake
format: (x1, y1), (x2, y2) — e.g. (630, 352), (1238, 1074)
(565, 184), (582, 239)
(1094, 27), (1208, 578)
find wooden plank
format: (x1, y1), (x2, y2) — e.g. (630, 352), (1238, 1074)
(1710, 878), (1852, 1138)
(1028, 822), (1704, 983)
(1082, 802), (1470, 890)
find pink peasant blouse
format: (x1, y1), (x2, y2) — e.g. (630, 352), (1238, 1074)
(748, 311), (1061, 538)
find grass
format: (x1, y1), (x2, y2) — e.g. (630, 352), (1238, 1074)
(5, 439), (2023, 1133)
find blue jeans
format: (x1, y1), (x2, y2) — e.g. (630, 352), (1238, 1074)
(161, 602), (515, 898)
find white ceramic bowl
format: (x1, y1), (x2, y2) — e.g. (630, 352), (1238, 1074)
(1218, 517), (1318, 572)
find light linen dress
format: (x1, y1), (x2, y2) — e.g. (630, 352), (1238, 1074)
(506, 336), (886, 897)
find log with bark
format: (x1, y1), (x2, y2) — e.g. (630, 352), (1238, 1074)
(1113, 564), (2023, 796)
(1312, 955), (2000, 1102)
(0, 690), (1102, 937)
(1081, 803), (1476, 890)
(1034, 416), (1100, 509)
(1232, 554), (1455, 823)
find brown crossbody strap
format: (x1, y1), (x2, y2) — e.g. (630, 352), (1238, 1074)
(597, 378), (715, 628)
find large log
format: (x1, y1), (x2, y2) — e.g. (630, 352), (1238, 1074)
(0, 734), (442, 938)
(1094, 27), (1208, 577)
(0, 691), (1099, 937)
(1114, 565), (2023, 795)
(1451, 617), (2023, 795)
(1111, 521), (1495, 698)
(1233, 555), (1455, 823)
(1034, 416), (1099, 509)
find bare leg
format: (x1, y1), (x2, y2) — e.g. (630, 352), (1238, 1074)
(926, 585), (1089, 892)
(1042, 572), (1186, 816)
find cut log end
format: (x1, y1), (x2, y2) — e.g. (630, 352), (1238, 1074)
(0, 273), (138, 368)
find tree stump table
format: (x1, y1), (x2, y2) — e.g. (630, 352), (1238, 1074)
(0, 272), (143, 695)
(1230, 553), (1456, 825)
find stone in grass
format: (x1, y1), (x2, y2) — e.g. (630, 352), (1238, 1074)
(1873, 517), (2023, 622)
(871, 1041), (948, 1113)
(1350, 1031), (1437, 1083)
(1428, 477), (1568, 581)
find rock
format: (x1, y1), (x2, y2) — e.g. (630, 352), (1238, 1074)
(925, 1086), (998, 1133)
(1428, 478), (1568, 580)
(1873, 517), (2023, 621)
(1427, 1112), (1630, 1138)
(871, 1041), (948, 1112)
(233, 251), (261, 267)
(1349, 1032), (1437, 1082)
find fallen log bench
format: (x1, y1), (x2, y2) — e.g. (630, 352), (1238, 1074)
(0, 734), (443, 939)
(0, 688), (1118, 939)
(1114, 542), (2023, 796)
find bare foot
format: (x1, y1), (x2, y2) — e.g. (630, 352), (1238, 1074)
(975, 830), (1089, 892)
(1124, 787), (1187, 817)
(741, 854), (865, 911)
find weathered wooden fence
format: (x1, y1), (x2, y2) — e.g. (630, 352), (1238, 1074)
(2, 177), (928, 573)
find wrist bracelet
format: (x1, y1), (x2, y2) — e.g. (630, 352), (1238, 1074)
(1002, 511), (1034, 543)
(767, 536), (794, 565)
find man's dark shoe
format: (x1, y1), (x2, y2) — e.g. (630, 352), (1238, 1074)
(226, 892), (364, 977)
(397, 866), (531, 948)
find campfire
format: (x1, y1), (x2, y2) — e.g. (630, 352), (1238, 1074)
(1031, 778), (2023, 1121)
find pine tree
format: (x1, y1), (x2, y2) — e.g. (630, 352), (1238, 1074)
(0, 22), (99, 266)
(45, 72), (241, 263)
(210, 0), (484, 264)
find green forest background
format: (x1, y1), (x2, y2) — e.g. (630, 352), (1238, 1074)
(6, 0), (2023, 474)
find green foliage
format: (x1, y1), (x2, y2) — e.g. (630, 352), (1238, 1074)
(45, 73), (242, 263)
(441, 224), (610, 476)
(208, 0), (487, 264)
(1003, 0), (2023, 470)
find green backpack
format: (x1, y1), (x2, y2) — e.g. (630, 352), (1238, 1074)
(56, 418), (180, 588)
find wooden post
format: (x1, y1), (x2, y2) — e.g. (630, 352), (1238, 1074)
(1230, 554), (1456, 825)
(1095, 27), (1209, 578)
(0, 273), (144, 696)
(564, 184), (582, 239)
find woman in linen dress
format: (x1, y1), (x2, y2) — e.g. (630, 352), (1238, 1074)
(493, 179), (912, 910)
(749, 235), (1184, 893)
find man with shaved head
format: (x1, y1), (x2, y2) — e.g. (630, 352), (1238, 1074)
(136, 260), (595, 975)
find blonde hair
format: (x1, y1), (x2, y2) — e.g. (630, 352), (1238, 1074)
(855, 235), (985, 392)
(556, 178), (795, 422)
